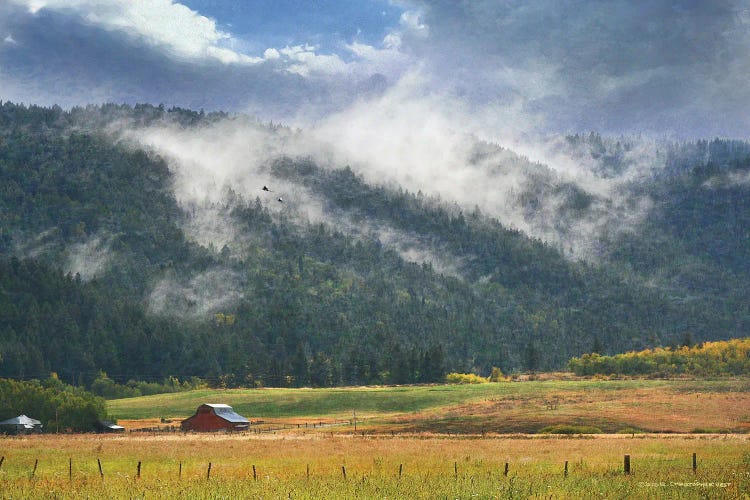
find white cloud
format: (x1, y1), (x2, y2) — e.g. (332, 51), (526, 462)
(263, 47), (280, 60)
(346, 41), (410, 77)
(280, 44), (350, 77)
(9, 0), (261, 64)
(3, 34), (17, 44)
(9, 0), (415, 79)
(399, 9), (428, 37)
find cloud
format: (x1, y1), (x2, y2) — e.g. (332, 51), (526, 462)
(703, 169), (750, 189)
(0, 1), (412, 120)
(393, 0), (750, 137)
(279, 44), (349, 77)
(3, 0), (750, 137)
(8, 0), (260, 64)
(65, 233), (114, 281)
(149, 268), (244, 317)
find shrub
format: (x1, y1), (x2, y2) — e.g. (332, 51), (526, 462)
(538, 424), (602, 434)
(488, 367), (505, 382)
(445, 373), (488, 384)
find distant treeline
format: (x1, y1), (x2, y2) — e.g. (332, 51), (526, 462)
(89, 372), (206, 399)
(567, 338), (750, 376)
(0, 375), (107, 432)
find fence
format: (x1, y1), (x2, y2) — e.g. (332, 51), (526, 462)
(0, 453), (706, 481)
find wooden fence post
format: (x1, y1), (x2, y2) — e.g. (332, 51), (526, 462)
(692, 453), (697, 474)
(252, 464), (257, 481)
(399, 463), (403, 479)
(137, 461), (141, 479)
(0, 456), (4, 471)
(454, 461), (458, 480)
(504, 462), (509, 476)
(97, 458), (104, 479)
(624, 455), (631, 475)
(341, 465), (347, 480)
(207, 462), (212, 480)
(564, 460), (568, 478)
(306, 464), (310, 480)
(69, 458), (72, 481)
(179, 461), (182, 479)
(30, 458), (38, 479)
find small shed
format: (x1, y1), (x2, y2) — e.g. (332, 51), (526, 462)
(94, 420), (125, 433)
(181, 404), (249, 432)
(0, 414), (43, 434)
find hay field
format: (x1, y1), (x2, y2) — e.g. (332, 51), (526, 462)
(0, 433), (748, 498)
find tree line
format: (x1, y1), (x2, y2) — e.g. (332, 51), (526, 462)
(567, 338), (750, 377)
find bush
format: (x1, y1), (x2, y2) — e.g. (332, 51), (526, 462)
(445, 373), (488, 384)
(488, 367), (505, 382)
(89, 372), (206, 399)
(616, 427), (645, 434)
(538, 424), (602, 434)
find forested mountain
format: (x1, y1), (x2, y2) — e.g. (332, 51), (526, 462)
(0, 102), (747, 387)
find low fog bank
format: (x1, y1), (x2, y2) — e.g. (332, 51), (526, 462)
(148, 267), (244, 318)
(89, 72), (750, 318)
(114, 77), (673, 270)
(64, 233), (114, 281)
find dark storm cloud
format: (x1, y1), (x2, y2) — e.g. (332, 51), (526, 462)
(401, 0), (750, 136)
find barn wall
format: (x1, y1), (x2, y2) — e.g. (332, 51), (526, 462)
(181, 413), (234, 432)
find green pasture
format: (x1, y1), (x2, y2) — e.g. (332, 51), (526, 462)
(107, 378), (748, 421)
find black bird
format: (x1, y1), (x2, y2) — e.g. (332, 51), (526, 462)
(277, 197), (284, 203)
(262, 185), (272, 192)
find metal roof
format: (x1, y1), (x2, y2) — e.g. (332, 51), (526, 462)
(202, 404), (248, 423)
(0, 414), (42, 426)
(96, 420), (125, 430)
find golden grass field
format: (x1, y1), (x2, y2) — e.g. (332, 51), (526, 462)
(0, 433), (747, 498)
(2, 379), (749, 498)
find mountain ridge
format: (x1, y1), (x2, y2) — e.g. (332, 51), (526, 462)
(0, 101), (747, 387)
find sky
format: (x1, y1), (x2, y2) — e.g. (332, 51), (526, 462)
(2, 0), (750, 138)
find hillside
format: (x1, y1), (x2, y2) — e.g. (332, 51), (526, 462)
(0, 102), (748, 386)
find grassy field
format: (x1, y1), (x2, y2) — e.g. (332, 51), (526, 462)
(2, 379), (748, 498)
(108, 378), (750, 434)
(0, 433), (747, 498)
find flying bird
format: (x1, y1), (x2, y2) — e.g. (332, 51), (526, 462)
(262, 186), (272, 192)
(277, 197), (284, 203)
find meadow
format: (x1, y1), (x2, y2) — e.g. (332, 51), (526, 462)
(0, 433), (747, 498)
(1, 378), (748, 498)
(109, 378), (750, 434)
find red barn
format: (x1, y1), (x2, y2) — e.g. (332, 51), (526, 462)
(181, 404), (249, 432)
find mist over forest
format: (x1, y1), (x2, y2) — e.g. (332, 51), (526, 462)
(0, 101), (747, 387)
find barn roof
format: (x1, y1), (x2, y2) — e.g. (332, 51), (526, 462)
(203, 404), (248, 423)
(95, 420), (125, 432)
(0, 414), (42, 426)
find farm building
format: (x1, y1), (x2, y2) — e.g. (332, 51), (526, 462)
(0, 414), (43, 434)
(181, 404), (249, 432)
(94, 420), (125, 433)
